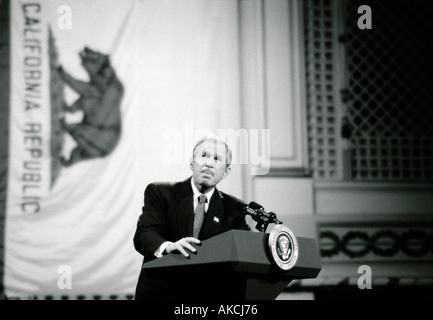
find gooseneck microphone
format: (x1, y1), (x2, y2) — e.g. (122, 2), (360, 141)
(234, 200), (258, 219)
(248, 201), (265, 211)
(234, 199), (282, 232)
(248, 201), (282, 225)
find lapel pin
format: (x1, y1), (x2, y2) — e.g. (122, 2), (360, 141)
(213, 216), (220, 223)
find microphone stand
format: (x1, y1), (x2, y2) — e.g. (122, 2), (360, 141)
(235, 200), (282, 233)
(250, 209), (282, 233)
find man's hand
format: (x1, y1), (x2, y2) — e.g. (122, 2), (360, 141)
(165, 237), (201, 258)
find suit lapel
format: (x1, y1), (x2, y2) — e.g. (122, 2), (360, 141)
(200, 188), (225, 240)
(174, 178), (225, 240)
(175, 178), (195, 237)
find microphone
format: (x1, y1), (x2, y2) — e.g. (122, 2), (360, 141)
(234, 200), (259, 219)
(248, 201), (265, 211)
(248, 201), (282, 225)
(235, 200), (267, 232)
(235, 200), (282, 232)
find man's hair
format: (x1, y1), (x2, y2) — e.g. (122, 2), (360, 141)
(192, 135), (232, 167)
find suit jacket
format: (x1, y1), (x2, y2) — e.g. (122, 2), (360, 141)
(133, 177), (250, 300)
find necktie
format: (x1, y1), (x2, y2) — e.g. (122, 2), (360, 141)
(193, 194), (207, 238)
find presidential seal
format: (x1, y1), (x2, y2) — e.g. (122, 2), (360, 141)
(268, 225), (298, 270)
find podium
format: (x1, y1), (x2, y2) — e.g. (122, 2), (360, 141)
(141, 230), (321, 300)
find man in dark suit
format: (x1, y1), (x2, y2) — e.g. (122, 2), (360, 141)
(133, 136), (250, 300)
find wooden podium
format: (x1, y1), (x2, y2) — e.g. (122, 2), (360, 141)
(141, 230), (321, 300)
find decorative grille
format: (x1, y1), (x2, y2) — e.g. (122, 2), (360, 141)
(305, 0), (433, 181)
(344, 0), (433, 181)
(304, 0), (342, 180)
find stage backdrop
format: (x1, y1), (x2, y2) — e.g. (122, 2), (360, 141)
(6, 0), (244, 298)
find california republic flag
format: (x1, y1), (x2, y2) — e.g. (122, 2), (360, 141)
(6, 0), (142, 298)
(5, 0), (245, 299)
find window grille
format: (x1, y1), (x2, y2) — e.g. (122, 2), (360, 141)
(344, 0), (433, 181)
(304, 0), (342, 180)
(305, 0), (433, 182)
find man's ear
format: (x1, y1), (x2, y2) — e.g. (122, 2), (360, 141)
(222, 166), (231, 179)
(189, 157), (194, 171)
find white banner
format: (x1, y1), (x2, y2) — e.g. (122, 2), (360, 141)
(6, 0), (142, 298)
(6, 0), (244, 298)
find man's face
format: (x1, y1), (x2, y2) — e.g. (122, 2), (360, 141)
(190, 140), (231, 190)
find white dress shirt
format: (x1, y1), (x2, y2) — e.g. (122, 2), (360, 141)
(190, 178), (214, 213)
(154, 178), (215, 258)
